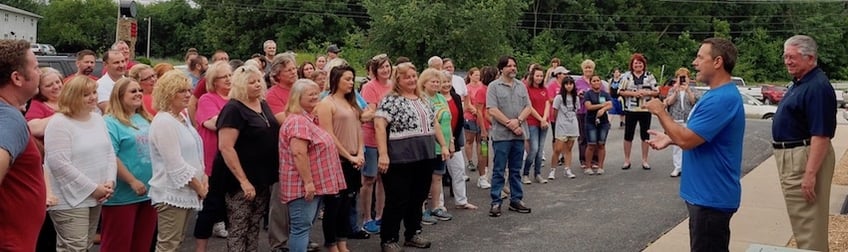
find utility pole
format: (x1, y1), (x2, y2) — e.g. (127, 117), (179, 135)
(145, 17), (151, 58)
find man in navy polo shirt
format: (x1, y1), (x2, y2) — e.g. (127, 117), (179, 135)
(643, 37), (744, 252)
(773, 35), (837, 251)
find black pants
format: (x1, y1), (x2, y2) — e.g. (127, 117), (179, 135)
(380, 159), (434, 244)
(35, 214), (55, 252)
(194, 189), (228, 239)
(323, 158), (360, 246)
(687, 202), (734, 252)
(577, 115), (599, 165)
(624, 111), (651, 141)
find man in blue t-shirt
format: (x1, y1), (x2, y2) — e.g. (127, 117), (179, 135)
(643, 37), (744, 252)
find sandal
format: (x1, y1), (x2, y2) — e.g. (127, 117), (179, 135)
(456, 203), (479, 210)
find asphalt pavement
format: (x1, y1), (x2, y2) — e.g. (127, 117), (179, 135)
(92, 117), (776, 252)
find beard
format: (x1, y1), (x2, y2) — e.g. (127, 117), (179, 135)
(82, 67), (94, 75)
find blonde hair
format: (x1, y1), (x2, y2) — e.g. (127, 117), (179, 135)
(128, 64), (152, 82)
(417, 68), (442, 96)
(391, 62), (418, 96)
(205, 61), (232, 93)
(35, 67), (63, 102)
(229, 65), (267, 102)
(674, 67), (691, 78)
(106, 77), (152, 128)
(243, 59), (262, 71)
(581, 59), (596, 70)
(284, 79), (320, 114)
(57, 76), (97, 116)
(152, 70), (191, 112)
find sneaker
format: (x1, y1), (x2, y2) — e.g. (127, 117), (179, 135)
(542, 150), (547, 161)
(535, 175), (548, 184)
(307, 242), (320, 252)
(557, 157), (564, 166)
(467, 161), (476, 172)
(212, 222), (228, 238)
(521, 175), (532, 184)
(583, 169), (595, 175)
(421, 211), (438, 225)
(404, 234), (432, 248)
(547, 169), (556, 180)
(670, 168), (681, 177)
(381, 242), (404, 252)
(477, 176), (491, 189)
(489, 204), (502, 217)
(596, 168), (605, 175)
(350, 230), (371, 239)
(364, 219), (381, 234)
(430, 208), (453, 221)
(508, 201), (532, 213)
(564, 168), (577, 179)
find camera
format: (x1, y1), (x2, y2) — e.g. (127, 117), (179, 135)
(679, 76), (686, 83)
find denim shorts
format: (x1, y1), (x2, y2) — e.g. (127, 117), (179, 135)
(463, 120), (480, 133)
(433, 159), (447, 175)
(585, 123), (611, 144)
(362, 147), (379, 177)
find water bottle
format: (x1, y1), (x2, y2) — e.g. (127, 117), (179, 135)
(480, 140), (488, 155)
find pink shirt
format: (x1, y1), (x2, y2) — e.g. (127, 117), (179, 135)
(267, 85), (292, 115)
(464, 83), (483, 120)
(25, 100), (55, 121)
(575, 77), (591, 114)
(546, 79), (561, 122)
(473, 85), (490, 130)
(278, 112), (345, 203)
(360, 79), (393, 147)
(195, 92), (228, 175)
(142, 94), (157, 116)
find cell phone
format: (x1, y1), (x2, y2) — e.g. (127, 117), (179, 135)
(679, 76), (686, 83)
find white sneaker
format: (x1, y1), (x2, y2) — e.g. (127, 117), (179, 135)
(477, 176), (491, 189)
(521, 175), (532, 184)
(564, 168), (577, 179)
(547, 169), (556, 180)
(213, 221), (228, 238)
(583, 169), (595, 175)
(535, 175), (548, 184)
(542, 150), (547, 161)
(596, 168), (605, 175)
(670, 168), (681, 177)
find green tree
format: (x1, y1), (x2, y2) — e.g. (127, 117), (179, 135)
(38, 0), (116, 53)
(138, 0), (203, 59)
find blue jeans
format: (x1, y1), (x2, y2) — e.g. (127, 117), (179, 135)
(288, 196), (322, 252)
(490, 140), (524, 205)
(522, 126), (547, 176)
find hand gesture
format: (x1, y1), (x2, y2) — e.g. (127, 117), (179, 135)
(304, 182), (316, 201)
(505, 119), (519, 129)
(351, 154), (365, 169)
(241, 181), (256, 201)
(540, 120), (549, 129)
(645, 130), (672, 150)
(642, 99), (666, 115)
(512, 126), (523, 136)
(196, 184), (208, 200)
(46, 194), (59, 206)
(441, 148), (450, 161)
(92, 183), (114, 203)
(467, 105), (477, 115)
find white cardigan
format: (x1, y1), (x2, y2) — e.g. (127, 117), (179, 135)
(44, 112), (117, 210)
(147, 112), (206, 210)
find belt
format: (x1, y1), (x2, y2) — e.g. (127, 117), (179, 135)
(772, 139), (811, 149)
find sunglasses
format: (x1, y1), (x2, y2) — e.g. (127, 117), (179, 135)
(128, 88), (142, 94)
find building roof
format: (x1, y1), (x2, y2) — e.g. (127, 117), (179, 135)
(0, 3), (43, 19)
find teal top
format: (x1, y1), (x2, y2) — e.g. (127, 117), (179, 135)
(430, 93), (451, 154)
(104, 113), (153, 206)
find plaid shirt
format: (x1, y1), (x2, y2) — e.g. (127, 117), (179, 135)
(278, 112), (346, 203)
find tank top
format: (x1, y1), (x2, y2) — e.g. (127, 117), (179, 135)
(331, 98), (361, 155)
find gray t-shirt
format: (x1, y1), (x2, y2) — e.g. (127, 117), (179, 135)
(0, 103), (29, 162)
(552, 95), (580, 138)
(486, 78), (530, 141)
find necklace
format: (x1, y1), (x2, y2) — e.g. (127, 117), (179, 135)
(257, 110), (270, 127)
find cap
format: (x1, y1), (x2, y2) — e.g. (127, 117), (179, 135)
(327, 44), (341, 53)
(552, 66), (570, 75)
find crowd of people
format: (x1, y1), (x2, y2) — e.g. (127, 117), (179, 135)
(0, 34), (839, 252)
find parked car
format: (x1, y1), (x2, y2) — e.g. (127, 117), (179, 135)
(732, 76), (764, 101)
(40, 44), (57, 55)
(36, 55), (104, 79)
(30, 43), (43, 55)
(694, 86), (776, 120)
(761, 84), (787, 105)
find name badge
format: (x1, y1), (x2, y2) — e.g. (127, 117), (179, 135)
(599, 96), (606, 103)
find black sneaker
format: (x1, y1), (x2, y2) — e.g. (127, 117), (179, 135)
(350, 230), (370, 239)
(489, 204), (502, 217)
(508, 201), (532, 213)
(403, 234), (432, 248)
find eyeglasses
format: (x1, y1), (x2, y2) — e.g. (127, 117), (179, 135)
(140, 74), (156, 82)
(128, 88), (142, 94)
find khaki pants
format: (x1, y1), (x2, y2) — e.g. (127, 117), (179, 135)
(775, 144), (835, 252)
(49, 206), (102, 252)
(154, 203), (193, 252)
